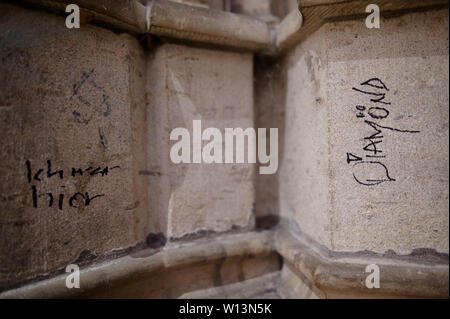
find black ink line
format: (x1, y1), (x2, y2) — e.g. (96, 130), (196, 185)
(85, 194), (105, 206)
(32, 185), (37, 208)
(71, 68), (94, 97)
(352, 87), (385, 96)
(346, 152), (363, 164)
(352, 87), (391, 105)
(365, 120), (420, 134)
(353, 161), (396, 186)
(58, 194), (64, 210)
(361, 78), (389, 91)
(69, 192), (85, 208)
(47, 160), (63, 179)
(47, 193), (54, 207)
(72, 168), (83, 177)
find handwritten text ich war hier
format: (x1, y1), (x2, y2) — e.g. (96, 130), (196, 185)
(26, 160), (120, 210)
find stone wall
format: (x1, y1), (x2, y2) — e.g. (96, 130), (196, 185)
(279, 8), (449, 254)
(0, 2), (257, 290)
(0, 0), (448, 298)
(146, 43), (255, 239)
(0, 3), (150, 289)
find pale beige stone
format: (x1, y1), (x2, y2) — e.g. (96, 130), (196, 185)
(169, 0), (211, 8)
(277, 264), (320, 299)
(231, 0), (272, 16)
(0, 0), (448, 299)
(179, 271), (281, 299)
(280, 31), (331, 248)
(281, 9), (449, 254)
(146, 43), (255, 239)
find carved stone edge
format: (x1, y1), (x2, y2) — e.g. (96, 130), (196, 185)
(275, 225), (449, 298)
(179, 271), (282, 299)
(0, 230), (274, 298)
(11, 0), (270, 52)
(2, 225), (448, 298)
(272, 0), (450, 55)
(8, 0), (449, 55)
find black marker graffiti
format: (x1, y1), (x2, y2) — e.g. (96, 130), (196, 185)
(26, 159), (120, 209)
(346, 78), (420, 186)
(70, 69), (111, 125)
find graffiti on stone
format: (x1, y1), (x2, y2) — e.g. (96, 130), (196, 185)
(26, 159), (120, 209)
(346, 77), (420, 186)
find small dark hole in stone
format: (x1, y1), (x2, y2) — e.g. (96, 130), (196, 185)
(146, 232), (167, 249)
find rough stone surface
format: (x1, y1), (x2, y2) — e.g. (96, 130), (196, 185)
(0, 0), (448, 299)
(280, 9), (449, 254)
(146, 43), (255, 239)
(279, 29), (331, 248)
(277, 263), (320, 299)
(0, 4), (147, 289)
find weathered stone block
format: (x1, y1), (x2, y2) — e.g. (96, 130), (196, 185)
(0, 4), (147, 288)
(281, 9), (449, 254)
(146, 43), (255, 239)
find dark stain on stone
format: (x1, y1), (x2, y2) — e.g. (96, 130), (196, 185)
(212, 245), (227, 287)
(0, 241), (147, 293)
(146, 232), (167, 249)
(170, 225), (251, 242)
(124, 200), (140, 210)
(74, 249), (97, 265)
(305, 52), (315, 82)
(409, 248), (449, 261)
(330, 248), (449, 265)
(138, 34), (159, 51)
(282, 220), (449, 265)
(172, 229), (217, 242)
(138, 170), (161, 176)
(256, 214), (280, 230)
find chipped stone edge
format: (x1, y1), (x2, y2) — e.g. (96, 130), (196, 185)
(0, 230), (275, 298)
(2, 226), (448, 298)
(277, 0), (450, 55)
(147, 0), (270, 51)
(275, 225), (449, 298)
(12, 0), (270, 52)
(10, 0), (448, 55)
